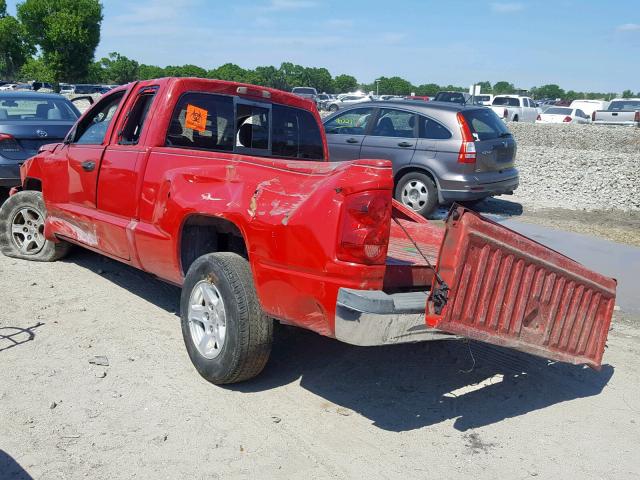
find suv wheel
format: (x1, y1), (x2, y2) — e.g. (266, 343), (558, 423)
(395, 172), (438, 217)
(180, 252), (273, 384)
(329, 104), (339, 112)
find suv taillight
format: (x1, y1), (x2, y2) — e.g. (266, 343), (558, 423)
(456, 112), (476, 164)
(336, 191), (391, 265)
(536, 114), (541, 121)
(592, 111), (596, 122)
(503, 108), (508, 119)
(635, 111), (640, 123)
(0, 133), (20, 152)
(563, 116), (572, 123)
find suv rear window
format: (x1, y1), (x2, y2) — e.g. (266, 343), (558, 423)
(462, 109), (511, 141)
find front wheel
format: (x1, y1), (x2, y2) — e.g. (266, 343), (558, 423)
(329, 104), (339, 112)
(395, 172), (439, 217)
(0, 190), (70, 261)
(180, 252), (273, 384)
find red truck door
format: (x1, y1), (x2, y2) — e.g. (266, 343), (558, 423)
(426, 207), (616, 369)
(65, 92), (126, 208)
(93, 86), (159, 260)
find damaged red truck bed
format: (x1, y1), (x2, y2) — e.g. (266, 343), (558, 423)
(0, 77), (616, 384)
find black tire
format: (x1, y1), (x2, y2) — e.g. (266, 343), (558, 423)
(395, 171), (439, 217)
(329, 104), (339, 112)
(512, 115), (519, 122)
(0, 190), (70, 261)
(180, 252), (273, 384)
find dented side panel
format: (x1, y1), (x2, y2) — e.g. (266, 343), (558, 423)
(426, 208), (617, 368)
(133, 147), (393, 336)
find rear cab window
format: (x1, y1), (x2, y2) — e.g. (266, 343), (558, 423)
(492, 97), (520, 107)
(165, 92), (324, 161)
(462, 109), (511, 141)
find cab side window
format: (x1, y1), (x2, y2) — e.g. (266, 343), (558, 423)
(119, 87), (158, 145)
(74, 92), (125, 145)
(166, 93), (234, 151)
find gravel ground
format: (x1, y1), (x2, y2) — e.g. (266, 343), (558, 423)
(1, 251), (639, 479)
(505, 123), (640, 212)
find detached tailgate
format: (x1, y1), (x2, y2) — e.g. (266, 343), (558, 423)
(426, 207), (616, 368)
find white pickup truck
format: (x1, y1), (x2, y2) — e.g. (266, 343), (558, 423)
(592, 99), (640, 126)
(491, 95), (539, 123)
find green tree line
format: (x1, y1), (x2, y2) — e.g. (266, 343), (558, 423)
(0, 0), (634, 100)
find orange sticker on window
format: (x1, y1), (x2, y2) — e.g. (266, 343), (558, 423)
(185, 104), (208, 132)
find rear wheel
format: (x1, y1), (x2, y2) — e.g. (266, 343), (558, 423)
(512, 115), (519, 122)
(329, 104), (339, 112)
(395, 171), (439, 217)
(180, 252), (273, 384)
(0, 190), (70, 261)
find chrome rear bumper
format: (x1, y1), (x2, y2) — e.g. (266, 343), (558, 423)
(334, 288), (455, 346)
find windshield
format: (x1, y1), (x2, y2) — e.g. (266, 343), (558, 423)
(492, 97), (520, 107)
(0, 97), (79, 121)
(462, 109), (511, 141)
(544, 107), (572, 115)
(608, 100), (640, 111)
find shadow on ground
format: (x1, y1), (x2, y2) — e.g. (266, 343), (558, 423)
(60, 248), (613, 433)
(233, 326), (613, 432)
(60, 249), (181, 315)
(430, 198), (524, 221)
(0, 450), (33, 480)
(0, 323), (43, 353)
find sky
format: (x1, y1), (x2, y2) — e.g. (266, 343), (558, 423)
(5, 0), (640, 92)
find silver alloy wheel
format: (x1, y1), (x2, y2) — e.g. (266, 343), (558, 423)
(11, 207), (46, 255)
(401, 179), (429, 211)
(188, 280), (227, 359)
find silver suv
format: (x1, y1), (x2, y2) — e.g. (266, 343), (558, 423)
(323, 101), (519, 216)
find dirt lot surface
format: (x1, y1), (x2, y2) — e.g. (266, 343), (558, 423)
(1, 248), (639, 479)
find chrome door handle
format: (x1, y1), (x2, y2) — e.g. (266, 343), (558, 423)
(346, 138), (359, 144)
(81, 160), (96, 172)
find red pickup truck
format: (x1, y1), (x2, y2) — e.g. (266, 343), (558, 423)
(0, 78), (617, 384)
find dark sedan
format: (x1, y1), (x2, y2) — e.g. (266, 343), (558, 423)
(0, 92), (81, 189)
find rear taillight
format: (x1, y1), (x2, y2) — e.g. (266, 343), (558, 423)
(563, 116), (572, 123)
(635, 111), (640, 123)
(536, 114), (541, 121)
(592, 111), (596, 122)
(503, 108), (508, 119)
(456, 112), (476, 164)
(0, 133), (20, 152)
(336, 191), (392, 265)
